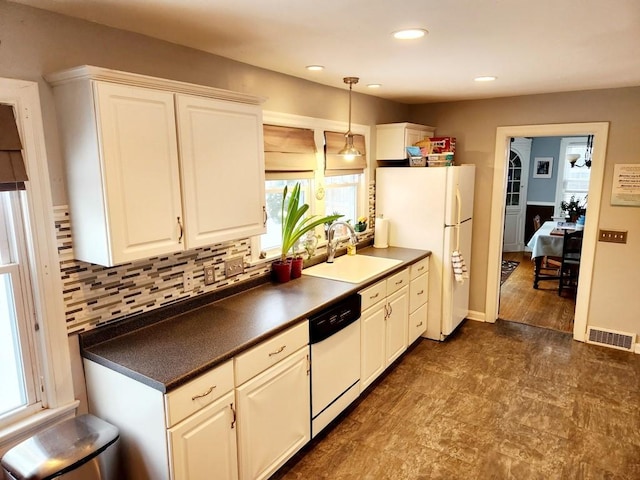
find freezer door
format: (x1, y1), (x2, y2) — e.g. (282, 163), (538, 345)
(444, 165), (476, 225)
(441, 219), (472, 336)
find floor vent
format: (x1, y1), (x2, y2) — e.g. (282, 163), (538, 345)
(586, 327), (635, 352)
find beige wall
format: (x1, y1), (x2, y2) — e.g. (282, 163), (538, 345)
(409, 88), (640, 337)
(0, 0), (408, 204)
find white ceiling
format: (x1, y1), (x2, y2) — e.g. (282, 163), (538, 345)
(12, 0), (640, 104)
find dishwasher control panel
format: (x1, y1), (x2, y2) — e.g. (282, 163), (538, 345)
(309, 294), (361, 343)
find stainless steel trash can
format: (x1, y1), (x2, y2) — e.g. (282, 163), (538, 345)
(1, 414), (119, 480)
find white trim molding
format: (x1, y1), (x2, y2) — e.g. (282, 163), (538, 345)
(486, 122), (609, 343)
(0, 78), (77, 441)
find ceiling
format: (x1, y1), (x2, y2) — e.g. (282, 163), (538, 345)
(12, 0), (640, 104)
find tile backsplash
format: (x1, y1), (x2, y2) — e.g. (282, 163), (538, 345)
(55, 181), (376, 334)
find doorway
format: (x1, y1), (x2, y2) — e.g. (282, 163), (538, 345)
(485, 122), (609, 342)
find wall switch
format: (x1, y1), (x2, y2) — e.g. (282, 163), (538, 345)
(225, 257), (244, 278)
(183, 271), (194, 292)
(204, 265), (216, 285)
(598, 229), (628, 244)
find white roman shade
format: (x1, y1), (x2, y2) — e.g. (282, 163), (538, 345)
(264, 124), (317, 177)
(324, 131), (367, 176)
(0, 104), (28, 191)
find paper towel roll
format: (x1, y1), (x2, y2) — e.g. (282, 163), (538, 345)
(373, 217), (389, 248)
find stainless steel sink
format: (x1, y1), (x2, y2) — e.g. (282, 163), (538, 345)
(302, 254), (402, 284)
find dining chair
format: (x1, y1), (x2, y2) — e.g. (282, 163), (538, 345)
(532, 214), (561, 269)
(559, 229), (583, 296)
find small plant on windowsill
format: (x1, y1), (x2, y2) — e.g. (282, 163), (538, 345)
(272, 183), (342, 282)
(354, 216), (368, 233)
(560, 195), (587, 222)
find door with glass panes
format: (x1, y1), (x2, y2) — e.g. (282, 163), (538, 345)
(503, 138), (531, 252)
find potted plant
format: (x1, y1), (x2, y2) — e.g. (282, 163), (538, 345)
(560, 195), (587, 223)
(354, 216), (368, 233)
(272, 183), (342, 282)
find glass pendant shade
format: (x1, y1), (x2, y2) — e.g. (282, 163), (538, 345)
(340, 77), (361, 159)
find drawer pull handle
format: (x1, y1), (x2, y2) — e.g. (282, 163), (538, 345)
(416, 321), (423, 327)
(269, 345), (286, 357)
(395, 279), (403, 285)
(418, 266), (425, 272)
(192, 385), (216, 401)
(370, 292), (380, 300)
(417, 290), (424, 295)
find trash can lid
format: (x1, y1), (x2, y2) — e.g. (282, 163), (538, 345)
(1, 414), (119, 480)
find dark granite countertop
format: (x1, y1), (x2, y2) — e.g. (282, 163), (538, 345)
(80, 246), (430, 393)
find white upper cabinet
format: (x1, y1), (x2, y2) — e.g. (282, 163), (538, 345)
(176, 94), (265, 248)
(47, 66), (266, 266)
(376, 122), (435, 160)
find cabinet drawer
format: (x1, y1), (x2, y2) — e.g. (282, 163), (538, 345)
(408, 303), (428, 345)
(235, 320), (309, 386)
(386, 268), (410, 296)
(359, 280), (386, 312)
(410, 258), (429, 280)
(409, 273), (429, 312)
(165, 360), (234, 428)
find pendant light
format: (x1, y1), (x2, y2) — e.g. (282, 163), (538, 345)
(338, 77), (361, 160)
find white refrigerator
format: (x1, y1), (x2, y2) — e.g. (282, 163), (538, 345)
(375, 165), (475, 341)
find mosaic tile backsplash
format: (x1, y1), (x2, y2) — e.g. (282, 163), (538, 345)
(56, 182), (376, 334)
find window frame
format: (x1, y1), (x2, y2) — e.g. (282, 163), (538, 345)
(555, 137), (591, 216)
(0, 79), (77, 451)
(251, 111), (370, 263)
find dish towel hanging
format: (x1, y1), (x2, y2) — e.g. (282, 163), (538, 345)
(452, 250), (468, 284)
(451, 188), (469, 284)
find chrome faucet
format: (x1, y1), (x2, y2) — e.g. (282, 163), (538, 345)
(326, 221), (358, 263)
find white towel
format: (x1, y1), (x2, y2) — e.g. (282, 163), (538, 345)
(451, 250), (469, 284)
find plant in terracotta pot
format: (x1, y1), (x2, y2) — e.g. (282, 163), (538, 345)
(273, 183), (342, 282)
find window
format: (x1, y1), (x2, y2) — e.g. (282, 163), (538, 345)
(0, 191), (41, 426)
(324, 173), (362, 224)
(556, 137), (591, 214)
(253, 113), (370, 261)
(261, 178), (311, 254)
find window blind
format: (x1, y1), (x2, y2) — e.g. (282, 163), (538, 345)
(0, 104), (28, 191)
(263, 124), (317, 172)
(324, 131), (367, 176)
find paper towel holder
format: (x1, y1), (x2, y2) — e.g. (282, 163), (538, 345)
(373, 214), (389, 249)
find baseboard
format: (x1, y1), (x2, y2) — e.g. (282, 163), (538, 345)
(467, 310), (485, 322)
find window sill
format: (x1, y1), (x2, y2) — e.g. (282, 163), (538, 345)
(0, 400), (80, 455)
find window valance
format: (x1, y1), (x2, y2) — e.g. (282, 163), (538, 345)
(324, 131), (367, 176)
(264, 124), (317, 172)
(0, 104), (28, 191)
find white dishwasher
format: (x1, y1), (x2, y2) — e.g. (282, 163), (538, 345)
(309, 294), (361, 438)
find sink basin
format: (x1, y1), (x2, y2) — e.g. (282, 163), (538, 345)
(302, 255), (402, 284)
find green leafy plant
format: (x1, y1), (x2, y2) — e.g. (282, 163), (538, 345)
(560, 195), (587, 219)
(280, 183), (342, 263)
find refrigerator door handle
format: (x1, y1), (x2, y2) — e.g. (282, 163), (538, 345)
(455, 187), (462, 250)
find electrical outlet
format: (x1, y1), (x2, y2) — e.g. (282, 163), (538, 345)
(204, 265), (216, 285)
(183, 271), (194, 292)
(225, 257), (244, 278)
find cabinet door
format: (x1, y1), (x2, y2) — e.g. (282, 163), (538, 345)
(405, 128), (431, 149)
(176, 95), (266, 248)
(94, 82), (184, 265)
(236, 346), (310, 480)
(168, 391), (238, 480)
(385, 286), (408, 366)
(360, 302), (386, 390)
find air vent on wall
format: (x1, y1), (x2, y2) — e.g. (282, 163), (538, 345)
(586, 327), (635, 352)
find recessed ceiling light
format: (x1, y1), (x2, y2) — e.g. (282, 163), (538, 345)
(474, 76), (497, 82)
(367, 84), (382, 89)
(306, 65), (325, 71)
(393, 29), (428, 40)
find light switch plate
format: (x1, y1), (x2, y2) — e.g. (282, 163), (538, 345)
(204, 265), (215, 285)
(598, 229), (627, 244)
(183, 271), (194, 291)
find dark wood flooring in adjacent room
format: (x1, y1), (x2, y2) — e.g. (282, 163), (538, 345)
(500, 251), (576, 333)
(274, 320), (640, 480)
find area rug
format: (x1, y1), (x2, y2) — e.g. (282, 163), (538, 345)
(501, 260), (520, 285)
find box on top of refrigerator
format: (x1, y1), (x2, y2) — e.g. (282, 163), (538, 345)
(428, 137), (456, 154)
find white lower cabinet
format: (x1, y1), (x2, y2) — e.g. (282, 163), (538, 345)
(168, 391), (238, 480)
(360, 267), (410, 390)
(235, 345), (310, 480)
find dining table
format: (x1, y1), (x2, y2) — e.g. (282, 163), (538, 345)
(526, 220), (573, 288)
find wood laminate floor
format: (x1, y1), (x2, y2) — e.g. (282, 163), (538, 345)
(274, 320), (640, 479)
(499, 252), (576, 333)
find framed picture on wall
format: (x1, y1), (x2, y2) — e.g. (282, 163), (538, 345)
(533, 157), (553, 178)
